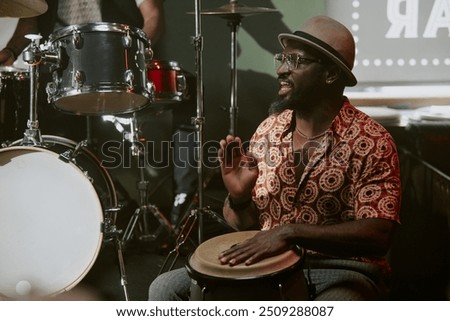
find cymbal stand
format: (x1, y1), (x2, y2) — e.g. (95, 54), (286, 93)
(201, 0), (278, 135)
(159, 0), (259, 272)
(121, 113), (175, 245)
(191, 0), (208, 244)
(228, 14), (241, 136)
(21, 34), (44, 146)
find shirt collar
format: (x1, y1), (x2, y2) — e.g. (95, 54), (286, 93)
(278, 97), (356, 140)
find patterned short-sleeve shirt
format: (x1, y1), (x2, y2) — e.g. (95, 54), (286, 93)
(248, 100), (401, 264)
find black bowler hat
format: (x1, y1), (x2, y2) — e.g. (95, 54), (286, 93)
(278, 15), (357, 87)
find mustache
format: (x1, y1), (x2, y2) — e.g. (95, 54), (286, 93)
(277, 76), (293, 86)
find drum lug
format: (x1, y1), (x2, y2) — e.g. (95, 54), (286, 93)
(46, 81), (57, 101)
(72, 30), (83, 49)
(122, 33), (132, 48)
(74, 70), (85, 87)
(144, 47), (153, 63)
(146, 81), (155, 100)
(177, 73), (187, 97)
(83, 170), (94, 184)
(124, 69), (135, 91)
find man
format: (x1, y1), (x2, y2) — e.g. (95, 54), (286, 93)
(148, 15), (401, 301)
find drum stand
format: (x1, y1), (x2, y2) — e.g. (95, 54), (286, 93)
(21, 34), (44, 146)
(182, 1), (278, 243)
(102, 207), (130, 301)
(158, 0), (228, 274)
(121, 113), (175, 245)
(159, 2), (281, 274)
(20, 35), (131, 300)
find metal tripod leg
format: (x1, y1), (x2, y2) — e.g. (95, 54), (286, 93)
(113, 235), (129, 301)
(121, 158), (175, 244)
(104, 208), (129, 301)
(122, 203), (174, 243)
(158, 206), (237, 275)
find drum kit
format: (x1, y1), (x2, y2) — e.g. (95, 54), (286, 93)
(0, 0), (307, 302)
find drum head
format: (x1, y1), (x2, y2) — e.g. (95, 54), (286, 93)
(0, 146), (103, 299)
(187, 231), (301, 280)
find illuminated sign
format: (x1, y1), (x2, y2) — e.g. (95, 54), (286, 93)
(327, 0), (450, 84)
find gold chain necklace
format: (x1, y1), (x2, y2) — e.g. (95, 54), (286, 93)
(295, 127), (327, 140)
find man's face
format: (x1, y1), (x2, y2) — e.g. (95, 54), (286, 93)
(274, 42), (327, 115)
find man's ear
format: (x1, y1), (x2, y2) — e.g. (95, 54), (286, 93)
(325, 64), (341, 85)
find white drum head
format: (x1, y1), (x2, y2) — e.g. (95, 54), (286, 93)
(0, 146), (103, 299)
(188, 231), (301, 279)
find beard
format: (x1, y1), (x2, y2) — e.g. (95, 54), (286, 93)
(268, 76), (319, 116)
(268, 96), (291, 115)
(268, 91), (316, 116)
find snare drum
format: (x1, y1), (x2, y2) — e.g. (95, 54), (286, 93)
(0, 135), (117, 299)
(45, 22), (153, 115)
(0, 66), (29, 142)
(147, 60), (186, 104)
(186, 231), (309, 301)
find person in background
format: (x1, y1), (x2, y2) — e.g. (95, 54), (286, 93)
(0, 0), (164, 66)
(148, 15), (401, 301)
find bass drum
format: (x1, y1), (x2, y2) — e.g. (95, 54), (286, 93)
(186, 231), (309, 301)
(0, 135), (117, 299)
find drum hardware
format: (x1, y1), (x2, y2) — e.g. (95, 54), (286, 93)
(158, 210), (198, 275)
(188, 0), (208, 245)
(103, 207), (130, 301)
(20, 34), (44, 146)
(17, 33), (61, 146)
(157, 166), (233, 276)
(184, 1), (278, 244)
(58, 139), (88, 163)
(158, 206), (237, 276)
(120, 112), (175, 246)
(158, 168), (238, 275)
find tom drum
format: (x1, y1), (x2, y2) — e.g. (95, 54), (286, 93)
(147, 60), (186, 104)
(45, 22), (153, 115)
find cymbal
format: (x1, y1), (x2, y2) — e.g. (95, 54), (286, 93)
(0, 0), (48, 18)
(191, 1), (278, 19)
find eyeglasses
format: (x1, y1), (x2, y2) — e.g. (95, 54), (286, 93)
(274, 53), (322, 70)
